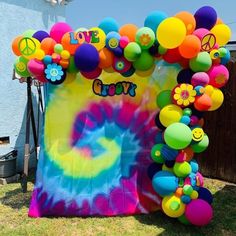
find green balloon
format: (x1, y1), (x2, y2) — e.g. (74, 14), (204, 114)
(164, 123), (192, 149)
(191, 134), (209, 153)
(23, 29), (36, 38)
(158, 45), (167, 55)
(135, 27), (155, 49)
(54, 44), (64, 54)
(14, 56), (30, 77)
(173, 162), (192, 178)
(151, 144), (165, 163)
(183, 108), (192, 116)
(156, 90), (172, 109)
(124, 42), (141, 62)
(133, 51), (154, 71)
(68, 56), (79, 73)
(189, 52), (212, 72)
(183, 185), (193, 195)
(178, 214), (191, 225)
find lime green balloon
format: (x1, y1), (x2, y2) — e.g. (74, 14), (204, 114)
(191, 134), (209, 153)
(54, 44), (64, 54)
(189, 52), (212, 72)
(183, 185), (193, 195)
(23, 29), (36, 37)
(164, 123), (192, 149)
(135, 27), (155, 49)
(14, 56), (30, 77)
(133, 51), (154, 71)
(67, 56), (79, 73)
(156, 90), (172, 109)
(151, 144), (165, 163)
(173, 162), (192, 178)
(124, 42), (141, 61)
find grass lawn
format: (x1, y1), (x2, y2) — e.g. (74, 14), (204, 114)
(0, 175), (236, 236)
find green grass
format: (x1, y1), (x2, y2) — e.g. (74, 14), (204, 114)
(0, 176), (235, 236)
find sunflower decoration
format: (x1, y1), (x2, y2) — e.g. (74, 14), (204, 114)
(172, 84), (197, 107)
(215, 74), (227, 85)
(139, 34), (151, 46)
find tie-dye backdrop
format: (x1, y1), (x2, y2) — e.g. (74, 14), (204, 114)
(29, 62), (179, 217)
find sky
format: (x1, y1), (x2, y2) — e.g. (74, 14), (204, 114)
(66, 0), (236, 40)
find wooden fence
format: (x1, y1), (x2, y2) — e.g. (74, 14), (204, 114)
(197, 61), (236, 183)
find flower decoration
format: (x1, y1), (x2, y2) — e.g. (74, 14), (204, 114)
(140, 34), (151, 46)
(45, 63), (64, 83)
(215, 74), (226, 85)
(173, 84), (197, 107)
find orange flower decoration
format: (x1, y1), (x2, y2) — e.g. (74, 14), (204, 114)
(139, 34), (151, 46)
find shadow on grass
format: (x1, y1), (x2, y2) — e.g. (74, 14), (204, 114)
(0, 169), (36, 210)
(135, 184), (236, 235)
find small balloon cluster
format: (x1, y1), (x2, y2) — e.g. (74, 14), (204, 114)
(148, 6), (231, 226)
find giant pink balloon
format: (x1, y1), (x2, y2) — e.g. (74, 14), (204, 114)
(185, 199), (213, 226)
(50, 22), (72, 43)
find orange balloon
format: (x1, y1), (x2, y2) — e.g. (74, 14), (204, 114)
(216, 17), (223, 25)
(175, 187), (183, 197)
(183, 147), (194, 162)
(61, 32), (80, 55)
(40, 37), (56, 55)
(175, 11), (196, 35)
(119, 24), (138, 42)
(12, 36), (23, 56)
(178, 35), (201, 59)
(98, 48), (114, 69)
(194, 94), (212, 111)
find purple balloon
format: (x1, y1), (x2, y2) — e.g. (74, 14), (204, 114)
(194, 6), (217, 30)
(185, 199), (213, 226)
(33, 30), (50, 42)
(74, 44), (99, 72)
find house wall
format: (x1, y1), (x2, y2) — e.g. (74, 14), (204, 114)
(0, 0), (65, 170)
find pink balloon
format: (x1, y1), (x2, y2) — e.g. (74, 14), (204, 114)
(50, 22), (72, 43)
(27, 59), (45, 76)
(207, 64), (229, 88)
(193, 28), (209, 40)
(119, 36), (130, 48)
(191, 72), (209, 87)
(185, 199), (213, 226)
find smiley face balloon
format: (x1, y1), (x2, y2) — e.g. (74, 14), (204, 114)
(192, 127), (204, 142)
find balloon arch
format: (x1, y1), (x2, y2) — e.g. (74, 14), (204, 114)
(12, 6), (231, 226)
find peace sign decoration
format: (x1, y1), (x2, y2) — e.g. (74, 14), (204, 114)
(12, 6), (231, 227)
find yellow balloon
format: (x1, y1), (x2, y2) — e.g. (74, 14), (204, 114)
(159, 104), (183, 127)
(34, 49), (45, 60)
(157, 17), (187, 49)
(162, 195), (185, 218)
(135, 64), (155, 77)
(90, 27), (106, 51)
(210, 24), (231, 46)
(204, 85), (214, 96)
(208, 88), (224, 111)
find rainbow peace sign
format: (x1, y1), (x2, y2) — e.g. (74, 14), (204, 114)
(18, 37), (37, 56)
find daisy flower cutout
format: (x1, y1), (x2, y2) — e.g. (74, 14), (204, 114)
(173, 84), (196, 107)
(140, 34), (151, 46)
(45, 63), (64, 82)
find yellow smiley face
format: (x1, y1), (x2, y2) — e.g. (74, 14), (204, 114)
(16, 62), (26, 72)
(192, 128), (204, 142)
(108, 38), (118, 49)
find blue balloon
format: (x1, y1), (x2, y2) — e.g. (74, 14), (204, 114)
(198, 187), (213, 204)
(181, 195), (191, 204)
(162, 145), (178, 161)
(190, 159), (199, 173)
(33, 30), (49, 42)
(144, 11), (168, 33)
(74, 44), (99, 72)
(152, 171), (178, 196)
(221, 48), (231, 65)
(180, 115), (191, 125)
(105, 31), (121, 51)
(99, 17), (119, 35)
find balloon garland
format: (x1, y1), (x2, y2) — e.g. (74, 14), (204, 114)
(12, 5), (231, 226)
